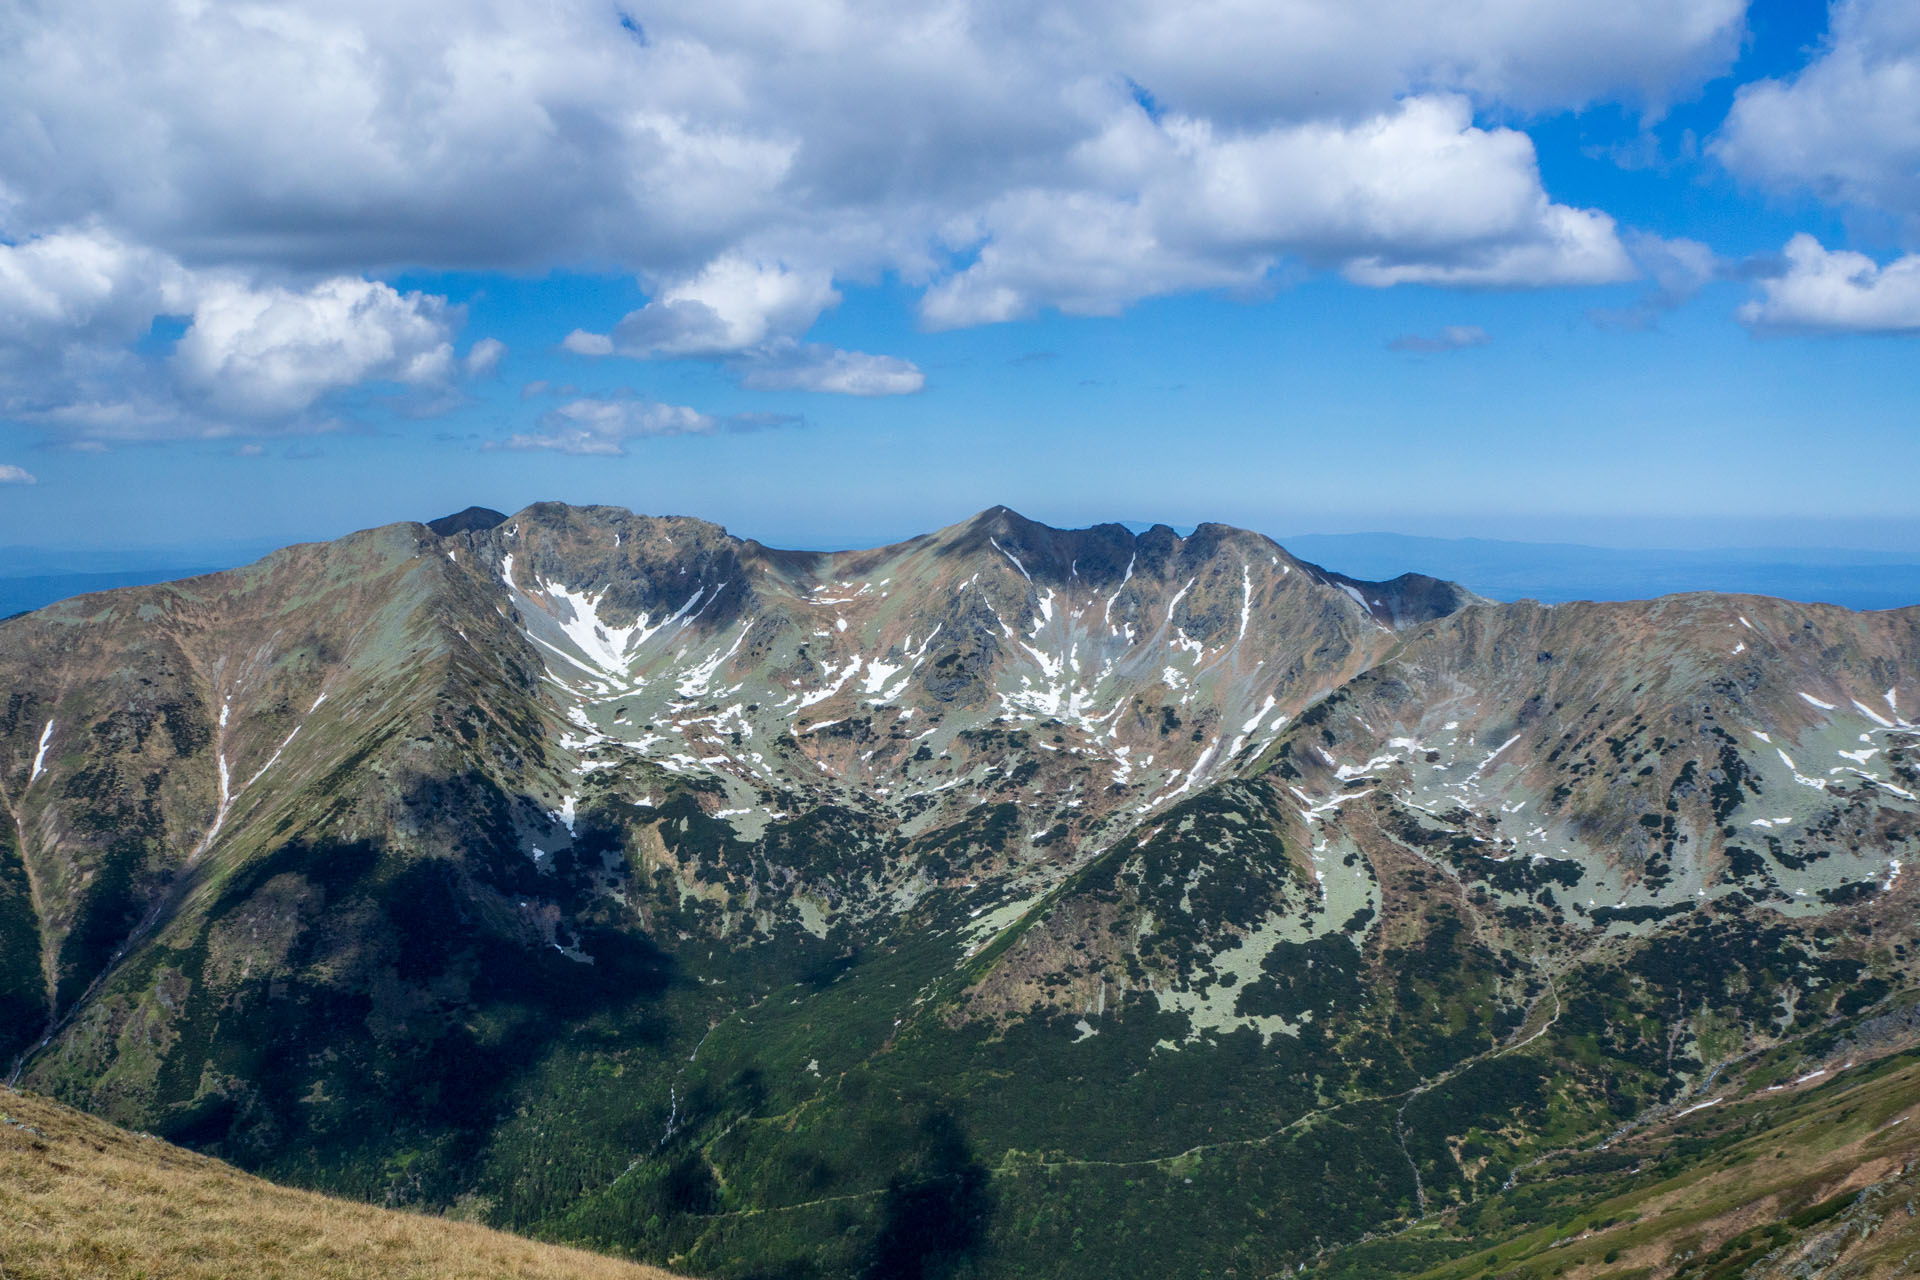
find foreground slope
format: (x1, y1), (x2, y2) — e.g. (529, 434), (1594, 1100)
(0, 503), (1914, 1277)
(1330, 1035), (1920, 1278)
(0, 1084), (679, 1280)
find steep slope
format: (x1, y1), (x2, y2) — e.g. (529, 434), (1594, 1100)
(965, 590), (1919, 1040)
(0, 522), (542, 1053)
(1327, 1034), (1920, 1278)
(0, 520), (575, 1165)
(0, 1084), (679, 1279)
(474, 503), (1437, 818)
(2, 504), (1437, 1193)
(0, 502), (1913, 1279)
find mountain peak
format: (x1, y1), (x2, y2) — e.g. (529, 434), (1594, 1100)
(928, 509), (1130, 583)
(5, 499), (1918, 1280)
(424, 506), (508, 536)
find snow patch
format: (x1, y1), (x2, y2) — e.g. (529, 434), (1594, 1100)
(989, 537), (1031, 582)
(1471, 734), (1522, 779)
(29, 719), (53, 784)
(1237, 563), (1252, 643)
(1852, 699), (1895, 729)
(1103, 553), (1135, 629)
(1242, 694), (1277, 735)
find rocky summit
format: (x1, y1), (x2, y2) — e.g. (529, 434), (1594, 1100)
(2, 503), (1917, 1278)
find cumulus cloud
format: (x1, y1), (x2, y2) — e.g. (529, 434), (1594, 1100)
(0, 464), (36, 484)
(564, 258), (922, 394)
(0, 227), (506, 437)
(1341, 205), (1632, 288)
(0, 0), (1768, 427)
(919, 96), (1635, 327)
(1388, 325), (1489, 352)
(1738, 234), (1920, 333)
(1096, 0), (1746, 121)
(0, 1), (1739, 274)
(0, 3), (1732, 327)
(0, 226), (191, 352)
(591, 258), (841, 359)
(173, 276), (456, 418)
(1716, 0), (1920, 228)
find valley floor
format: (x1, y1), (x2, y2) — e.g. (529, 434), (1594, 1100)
(8, 1049), (1920, 1279)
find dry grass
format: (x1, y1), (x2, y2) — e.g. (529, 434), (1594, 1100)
(1403, 1053), (1920, 1279)
(0, 1087), (679, 1280)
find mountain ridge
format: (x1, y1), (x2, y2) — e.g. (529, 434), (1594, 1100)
(0, 501), (1914, 1278)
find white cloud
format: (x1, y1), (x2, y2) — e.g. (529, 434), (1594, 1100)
(0, 1), (1742, 279)
(0, 226), (190, 350)
(464, 337), (507, 377)
(920, 96), (1634, 327)
(498, 394), (805, 452)
(565, 257), (924, 393)
(1738, 234), (1920, 333)
(0, 0), (1730, 361)
(559, 331), (615, 357)
(0, 227), (475, 436)
(0, 229), (198, 436)
(1341, 204), (1632, 288)
(736, 341), (926, 395)
(0, 464), (36, 484)
(600, 258), (840, 358)
(500, 396), (720, 454)
(1716, 0), (1920, 227)
(172, 276), (456, 418)
(1097, 0), (1746, 120)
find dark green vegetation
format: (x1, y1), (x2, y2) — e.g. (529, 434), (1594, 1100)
(0, 504), (1916, 1278)
(23, 762), (1912, 1279)
(0, 822), (46, 1063)
(1320, 1043), (1920, 1279)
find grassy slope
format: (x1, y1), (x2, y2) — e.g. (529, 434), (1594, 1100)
(0, 1085), (680, 1280)
(1322, 1049), (1920, 1279)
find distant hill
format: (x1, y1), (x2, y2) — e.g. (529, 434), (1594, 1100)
(0, 1084), (679, 1280)
(0, 569), (226, 619)
(1279, 531), (1920, 611)
(0, 538), (289, 617)
(3, 524), (1912, 620)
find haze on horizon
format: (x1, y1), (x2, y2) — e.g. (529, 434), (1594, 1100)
(0, 0), (1915, 557)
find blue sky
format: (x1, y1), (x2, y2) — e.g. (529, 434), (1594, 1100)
(1, 0), (1917, 555)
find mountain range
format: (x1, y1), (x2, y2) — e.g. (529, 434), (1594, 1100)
(1, 502), (1916, 1278)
